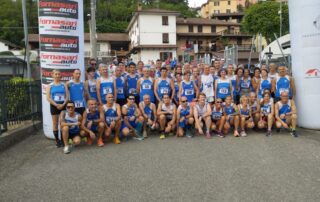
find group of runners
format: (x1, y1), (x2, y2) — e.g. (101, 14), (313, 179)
(46, 59), (298, 154)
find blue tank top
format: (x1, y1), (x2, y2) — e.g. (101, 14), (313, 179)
(216, 78), (231, 99)
(224, 103), (235, 115)
(140, 77), (154, 102)
(227, 75), (238, 96)
(239, 78), (252, 92)
(88, 79), (97, 100)
(65, 112), (80, 134)
(126, 74), (140, 95)
(179, 105), (190, 117)
(157, 78), (171, 100)
(115, 76), (125, 99)
(239, 104), (250, 116)
(69, 80), (86, 108)
(50, 83), (66, 104)
(99, 77), (114, 104)
(124, 104), (137, 125)
(258, 78), (272, 98)
(181, 80), (195, 103)
(275, 75), (292, 98)
(211, 106), (223, 120)
(278, 100), (291, 116)
(261, 100), (272, 115)
(103, 104), (117, 124)
(86, 109), (100, 122)
(142, 102), (154, 120)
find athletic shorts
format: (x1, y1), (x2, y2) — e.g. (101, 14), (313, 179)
(50, 104), (65, 115)
(86, 123), (98, 133)
(69, 130), (80, 139)
(75, 107), (85, 115)
(121, 120), (137, 130)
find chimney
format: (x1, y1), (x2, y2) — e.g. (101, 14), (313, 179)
(183, 16), (187, 23)
(137, 2), (142, 11)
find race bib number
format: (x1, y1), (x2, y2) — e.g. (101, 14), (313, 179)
(160, 88), (169, 94)
(75, 101), (84, 108)
(117, 88), (124, 94)
(241, 82), (249, 88)
(53, 94), (65, 102)
(89, 86), (96, 93)
(212, 114), (221, 120)
(129, 88), (137, 94)
(279, 88), (289, 94)
(103, 87), (112, 95)
(262, 107), (270, 114)
(142, 84), (151, 90)
(185, 89), (194, 95)
(219, 88), (228, 94)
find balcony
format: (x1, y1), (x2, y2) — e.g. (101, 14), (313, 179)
(84, 50), (129, 58)
(217, 29), (252, 37)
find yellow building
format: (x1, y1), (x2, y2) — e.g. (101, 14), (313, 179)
(176, 17), (255, 63)
(200, 0), (238, 19)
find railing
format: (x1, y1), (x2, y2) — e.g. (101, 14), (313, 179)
(217, 29), (251, 36)
(0, 79), (42, 135)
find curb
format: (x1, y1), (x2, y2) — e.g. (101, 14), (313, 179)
(0, 121), (42, 152)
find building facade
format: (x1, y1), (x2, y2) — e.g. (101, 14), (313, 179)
(126, 9), (179, 64)
(200, 0), (238, 19)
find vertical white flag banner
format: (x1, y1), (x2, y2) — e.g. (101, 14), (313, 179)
(289, 0), (320, 129)
(38, 0), (85, 138)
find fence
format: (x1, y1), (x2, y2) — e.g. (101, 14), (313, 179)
(0, 79), (42, 135)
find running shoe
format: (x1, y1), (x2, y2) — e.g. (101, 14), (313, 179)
(186, 129), (193, 138)
(113, 136), (121, 144)
(290, 130), (298, 138)
(234, 130), (240, 137)
(55, 140), (63, 148)
(63, 146), (71, 154)
(240, 131), (247, 137)
(97, 138), (104, 147)
(206, 131), (211, 139)
(160, 134), (165, 139)
(266, 130), (272, 137)
(217, 131), (225, 138)
(135, 129), (143, 139)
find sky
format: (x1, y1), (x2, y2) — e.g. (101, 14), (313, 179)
(188, 0), (207, 7)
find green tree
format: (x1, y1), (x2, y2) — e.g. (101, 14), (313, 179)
(241, 1), (289, 44)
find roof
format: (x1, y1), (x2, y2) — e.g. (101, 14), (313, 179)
(126, 8), (180, 32)
(176, 18), (240, 26)
(0, 39), (21, 49)
(135, 8), (180, 15)
(28, 33), (130, 43)
(212, 12), (244, 17)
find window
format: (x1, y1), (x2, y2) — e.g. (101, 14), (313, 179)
(214, 10), (220, 14)
(228, 1), (231, 5)
(214, 2), (219, 6)
(96, 43), (101, 51)
(188, 25), (194, 32)
(226, 9), (231, 14)
(160, 52), (173, 61)
(211, 25), (216, 33)
(162, 33), (169, 43)
(162, 16), (168, 26)
(198, 25), (203, 33)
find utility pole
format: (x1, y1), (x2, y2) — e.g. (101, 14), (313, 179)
(22, 0), (31, 79)
(90, 0), (97, 59)
(279, 0), (282, 37)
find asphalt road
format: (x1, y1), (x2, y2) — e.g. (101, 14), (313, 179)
(1, 129), (320, 202)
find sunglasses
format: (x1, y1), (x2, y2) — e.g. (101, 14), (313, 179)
(181, 100), (187, 103)
(216, 101), (222, 104)
(66, 106), (74, 109)
(128, 98), (135, 100)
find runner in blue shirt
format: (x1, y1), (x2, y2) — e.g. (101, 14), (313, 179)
(96, 64), (117, 105)
(67, 69), (86, 115)
(137, 67), (155, 103)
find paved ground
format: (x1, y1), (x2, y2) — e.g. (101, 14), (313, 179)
(1, 129), (320, 202)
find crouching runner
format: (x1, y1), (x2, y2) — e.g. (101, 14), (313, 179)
(60, 101), (82, 154)
(157, 94), (177, 139)
(139, 94), (158, 138)
(80, 99), (105, 147)
(102, 94), (122, 144)
(194, 93), (212, 138)
(121, 94), (145, 140)
(176, 96), (194, 138)
(211, 98), (226, 137)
